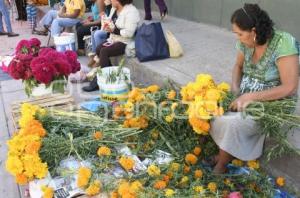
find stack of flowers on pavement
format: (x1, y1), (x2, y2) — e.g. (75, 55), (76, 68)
(6, 103), (48, 185)
(7, 38), (80, 96)
(5, 73), (297, 197)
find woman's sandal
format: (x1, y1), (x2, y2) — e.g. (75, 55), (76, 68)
(32, 29), (48, 36)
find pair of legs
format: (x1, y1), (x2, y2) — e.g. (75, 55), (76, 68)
(76, 25), (108, 54)
(38, 10), (80, 36)
(82, 42), (126, 92)
(144, 0), (168, 20)
(26, 4), (37, 30)
(209, 112), (265, 173)
(76, 24), (98, 55)
(0, 0), (18, 36)
(15, 0), (27, 20)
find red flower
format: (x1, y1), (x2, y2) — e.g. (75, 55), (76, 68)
(30, 56), (57, 84)
(15, 53), (34, 61)
(29, 38), (41, 48)
(16, 40), (31, 55)
(64, 50), (80, 73)
(39, 47), (55, 57)
(8, 58), (32, 80)
(41, 50), (71, 76)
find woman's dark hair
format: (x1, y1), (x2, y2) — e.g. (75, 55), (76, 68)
(231, 4), (274, 45)
(117, 0), (133, 6)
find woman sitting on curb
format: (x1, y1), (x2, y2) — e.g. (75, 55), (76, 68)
(34, 0), (85, 37)
(209, 3), (299, 174)
(82, 0), (140, 92)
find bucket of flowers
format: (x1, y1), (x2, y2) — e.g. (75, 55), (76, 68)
(7, 38), (80, 97)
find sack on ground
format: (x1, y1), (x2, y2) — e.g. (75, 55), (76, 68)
(166, 30), (183, 58)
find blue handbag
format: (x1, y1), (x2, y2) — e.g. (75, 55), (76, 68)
(135, 22), (170, 62)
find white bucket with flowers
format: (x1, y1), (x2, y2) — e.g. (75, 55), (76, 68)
(97, 64), (131, 102)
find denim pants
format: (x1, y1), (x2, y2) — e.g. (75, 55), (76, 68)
(0, 0), (12, 33)
(144, 0), (167, 18)
(40, 9), (80, 37)
(92, 30), (108, 53)
(26, 5), (37, 29)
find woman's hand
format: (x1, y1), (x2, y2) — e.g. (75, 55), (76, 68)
(229, 93), (254, 112)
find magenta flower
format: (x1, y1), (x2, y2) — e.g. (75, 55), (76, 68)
(228, 192), (243, 198)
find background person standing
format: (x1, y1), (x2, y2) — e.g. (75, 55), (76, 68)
(16, 0), (27, 20)
(143, 0), (167, 20)
(0, 0), (19, 36)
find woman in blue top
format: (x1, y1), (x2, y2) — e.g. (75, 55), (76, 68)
(76, 0), (112, 56)
(209, 4), (299, 173)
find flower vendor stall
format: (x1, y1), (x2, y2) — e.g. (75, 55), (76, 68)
(5, 70), (299, 198)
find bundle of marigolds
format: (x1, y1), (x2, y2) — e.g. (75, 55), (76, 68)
(110, 84), (201, 157)
(180, 74), (230, 135)
(109, 75), (229, 158)
(6, 103), (142, 182)
(5, 103), (48, 184)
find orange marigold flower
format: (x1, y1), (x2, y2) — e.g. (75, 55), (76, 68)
(146, 85), (160, 93)
(167, 90), (176, 100)
(97, 146), (111, 156)
(119, 156), (135, 171)
(247, 160), (260, 170)
(185, 153), (198, 165)
(21, 120), (46, 137)
(166, 172), (174, 179)
(276, 177), (285, 187)
(153, 180), (167, 190)
(224, 178), (231, 186)
(183, 165), (191, 174)
(118, 181), (130, 195)
(232, 159), (243, 167)
(193, 146), (202, 156)
(114, 106), (123, 116)
(207, 182), (217, 192)
(25, 141), (41, 155)
(94, 131), (103, 140)
(15, 173), (28, 185)
(162, 175), (170, 183)
(194, 169), (203, 179)
(122, 192), (136, 198)
(77, 167), (92, 188)
(110, 191), (118, 198)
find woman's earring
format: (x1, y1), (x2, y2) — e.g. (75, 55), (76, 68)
(253, 36), (256, 43)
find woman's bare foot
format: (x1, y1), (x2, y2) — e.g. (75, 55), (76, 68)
(212, 163), (227, 174)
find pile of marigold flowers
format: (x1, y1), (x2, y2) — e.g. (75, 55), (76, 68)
(6, 104), (48, 185)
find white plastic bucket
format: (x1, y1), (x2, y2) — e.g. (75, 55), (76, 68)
(54, 33), (76, 52)
(97, 66), (131, 102)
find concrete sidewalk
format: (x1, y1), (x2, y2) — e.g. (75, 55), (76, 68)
(0, 10), (299, 197)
